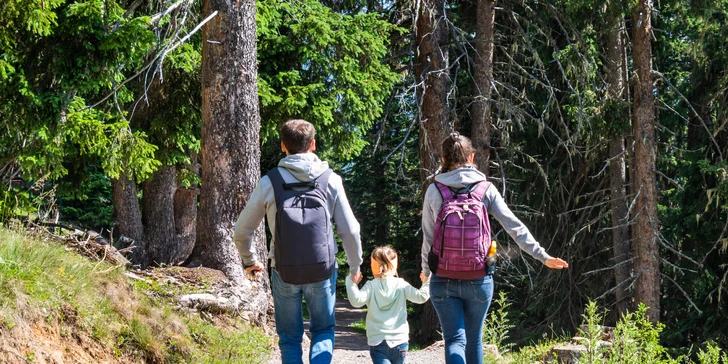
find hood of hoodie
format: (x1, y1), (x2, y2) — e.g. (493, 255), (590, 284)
(278, 153), (330, 182)
(434, 166), (487, 188)
(368, 277), (404, 311)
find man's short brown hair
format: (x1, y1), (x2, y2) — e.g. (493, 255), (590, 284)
(281, 119), (316, 154)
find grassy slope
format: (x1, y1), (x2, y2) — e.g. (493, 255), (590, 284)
(0, 228), (272, 363)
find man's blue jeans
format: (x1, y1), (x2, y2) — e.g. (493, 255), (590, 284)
(271, 268), (337, 364)
(430, 274), (494, 364)
(369, 342), (408, 364)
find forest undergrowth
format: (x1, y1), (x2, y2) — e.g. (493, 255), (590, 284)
(0, 226), (272, 363)
(482, 293), (727, 364)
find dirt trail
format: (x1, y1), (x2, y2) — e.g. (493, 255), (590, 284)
(267, 298), (445, 364)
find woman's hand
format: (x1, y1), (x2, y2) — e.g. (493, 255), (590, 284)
(545, 257), (569, 269)
(420, 272), (429, 282)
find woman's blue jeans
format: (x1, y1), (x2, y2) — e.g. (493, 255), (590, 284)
(271, 269), (337, 364)
(430, 274), (494, 364)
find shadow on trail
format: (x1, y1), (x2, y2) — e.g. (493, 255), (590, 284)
(302, 298), (369, 352)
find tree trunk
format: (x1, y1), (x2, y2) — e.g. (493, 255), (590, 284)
(188, 0), (266, 289)
(470, 0), (495, 173)
(414, 0), (450, 344)
(631, 0), (660, 323)
(173, 163), (198, 265)
(605, 11), (632, 316)
(142, 165), (182, 266)
(111, 174), (147, 267)
(415, 0), (451, 181)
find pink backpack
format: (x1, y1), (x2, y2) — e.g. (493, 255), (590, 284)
(428, 181), (492, 279)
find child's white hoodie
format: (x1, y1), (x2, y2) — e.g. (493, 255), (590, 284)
(346, 276), (430, 347)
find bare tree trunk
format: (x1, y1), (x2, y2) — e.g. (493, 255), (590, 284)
(416, 0), (451, 181)
(415, 0), (450, 344)
(605, 11), (632, 317)
(470, 0), (495, 173)
(632, 0), (660, 323)
(142, 165), (182, 265)
(188, 0), (267, 289)
(111, 174), (147, 267)
(173, 162), (198, 265)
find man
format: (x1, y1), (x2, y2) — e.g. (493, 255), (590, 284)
(234, 119), (364, 364)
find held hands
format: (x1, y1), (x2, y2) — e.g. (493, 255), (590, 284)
(351, 272), (363, 285)
(420, 272), (430, 282)
(545, 257), (569, 270)
(245, 262), (265, 278)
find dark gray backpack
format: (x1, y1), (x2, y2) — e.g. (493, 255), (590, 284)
(267, 167), (335, 284)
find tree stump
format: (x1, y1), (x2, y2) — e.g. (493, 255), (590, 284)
(547, 344), (586, 363)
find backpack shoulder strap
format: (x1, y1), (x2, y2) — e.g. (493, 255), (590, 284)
(266, 167), (286, 206)
(435, 182), (454, 201)
(312, 169), (333, 200)
(471, 181), (491, 202)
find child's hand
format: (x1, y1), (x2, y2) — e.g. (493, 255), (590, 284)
(351, 272), (363, 285)
(420, 272), (429, 282)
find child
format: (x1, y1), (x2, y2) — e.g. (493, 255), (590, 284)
(345, 246), (430, 364)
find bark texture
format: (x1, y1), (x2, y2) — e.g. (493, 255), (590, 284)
(111, 175), (147, 267)
(605, 12), (632, 316)
(470, 0), (495, 173)
(415, 0), (451, 181)
(189, 0), (267, 294)
(173, 185), (198, 264)
(142, 165), (183, 265)
(632, 0), (660, 323)
(414, 0), (450, 344)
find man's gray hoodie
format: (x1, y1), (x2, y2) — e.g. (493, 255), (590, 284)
(421, 166), (551, 276)
(234, 153), (364, 276)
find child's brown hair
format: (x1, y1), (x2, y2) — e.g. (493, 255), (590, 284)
(371, 246), (398, 277)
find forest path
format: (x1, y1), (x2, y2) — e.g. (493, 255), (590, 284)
(266, 297), (445, 363)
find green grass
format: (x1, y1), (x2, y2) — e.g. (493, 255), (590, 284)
(0, 227), (272, 363)
(349, 317), (367, 333)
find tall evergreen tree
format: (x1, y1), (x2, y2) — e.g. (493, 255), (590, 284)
(470, 0), (496, 172)
(632, 0), (661, 322)
(188, 0), (266, 296)
(604, 0), (632, 316)
(414, 0), (451, 343)
(415, 0), (451, 181)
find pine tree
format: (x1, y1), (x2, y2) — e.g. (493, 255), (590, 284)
(632, 0), (661, 323)
(187, 0), (266, 292)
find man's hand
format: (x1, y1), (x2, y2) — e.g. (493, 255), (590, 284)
(351, 272), (362, 285)
(420, 272), (429, 283)
(245, 262), (265, 278)
(545, 257), (569, 270)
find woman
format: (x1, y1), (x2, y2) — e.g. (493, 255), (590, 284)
(421, 133), (569, 364)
